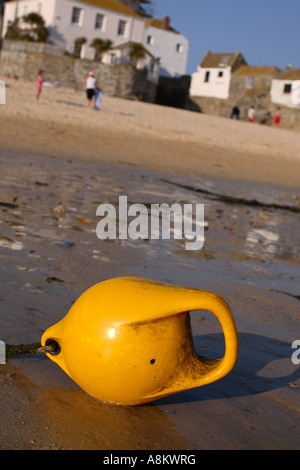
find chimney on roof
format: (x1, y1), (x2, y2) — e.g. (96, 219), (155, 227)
(162, 16), (170, 30)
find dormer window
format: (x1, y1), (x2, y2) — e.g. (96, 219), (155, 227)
(219, 56), (229, 67)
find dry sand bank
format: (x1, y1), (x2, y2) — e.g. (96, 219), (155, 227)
(1, 78), (300, 189)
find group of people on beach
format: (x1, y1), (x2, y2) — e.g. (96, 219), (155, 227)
(36, 69), (282, 123)
(36, 69), (102, 110)
(230, 104), (282, 125)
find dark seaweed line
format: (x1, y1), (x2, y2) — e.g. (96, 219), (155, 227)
(0, 202), (18, 208)
(273, 290), (300, 301)
(160, 179), (300, 214)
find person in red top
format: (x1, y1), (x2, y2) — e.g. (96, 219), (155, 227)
(248, 106), (255, 122)
(274, 107), (281, 125)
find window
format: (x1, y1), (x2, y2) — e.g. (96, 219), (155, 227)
(95, 13), (104, 30)
(149, 61), (155, 73)
(71, 7), (82, 25)
(146, 35), (154, 45)
(176, 43), (183, 53)
(245, 76), (254, 89)
(283, 83), (292, 94)
(218, 71), (224, 78)
(204, 71), (210, 83)
(117, 20), (127, 36)
(219, 56), (229, 67)
(110, 53), (117, 64)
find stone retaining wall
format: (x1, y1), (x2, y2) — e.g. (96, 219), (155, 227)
(0, 41), (157, 101)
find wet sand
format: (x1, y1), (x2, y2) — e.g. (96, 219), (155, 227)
(0, 79), (300, 450)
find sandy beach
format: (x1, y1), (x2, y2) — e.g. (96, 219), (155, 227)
(0, 78), (300, 451)
(1, 78), (300, 188)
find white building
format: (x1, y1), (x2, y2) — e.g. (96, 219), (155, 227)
(2, 1), (189, 78)
(102, 41), (159, 83)
(2, 0), (145, 59)
(190, 50), (247, 99)
(143, 16), (189, 78)
(270, 68), (300, 109)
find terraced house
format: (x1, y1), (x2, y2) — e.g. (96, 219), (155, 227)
(2, 0), (145, 59)
(2, 0), (189, 77)
(143, 16), (189, 78)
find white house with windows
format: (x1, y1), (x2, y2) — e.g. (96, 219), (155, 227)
(270, 68), (300, 109)
(2, 0), (145, 59)
(190, 50), (247, 99)
(143, 16), (189, 78)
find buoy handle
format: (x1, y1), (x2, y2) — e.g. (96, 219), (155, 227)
(147, 289), (239, 401)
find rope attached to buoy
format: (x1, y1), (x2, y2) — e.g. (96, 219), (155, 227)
(5, 342), (56, 359)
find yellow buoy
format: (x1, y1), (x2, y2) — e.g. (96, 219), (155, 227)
(41, 277), (239, 405)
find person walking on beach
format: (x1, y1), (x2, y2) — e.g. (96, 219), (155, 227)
(248, 106), (255, 122)
(83, 71), (97, 109)
(36, 69), (44, 99)
(274, 107), (281, 125)
(230, 106), (240, 120)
